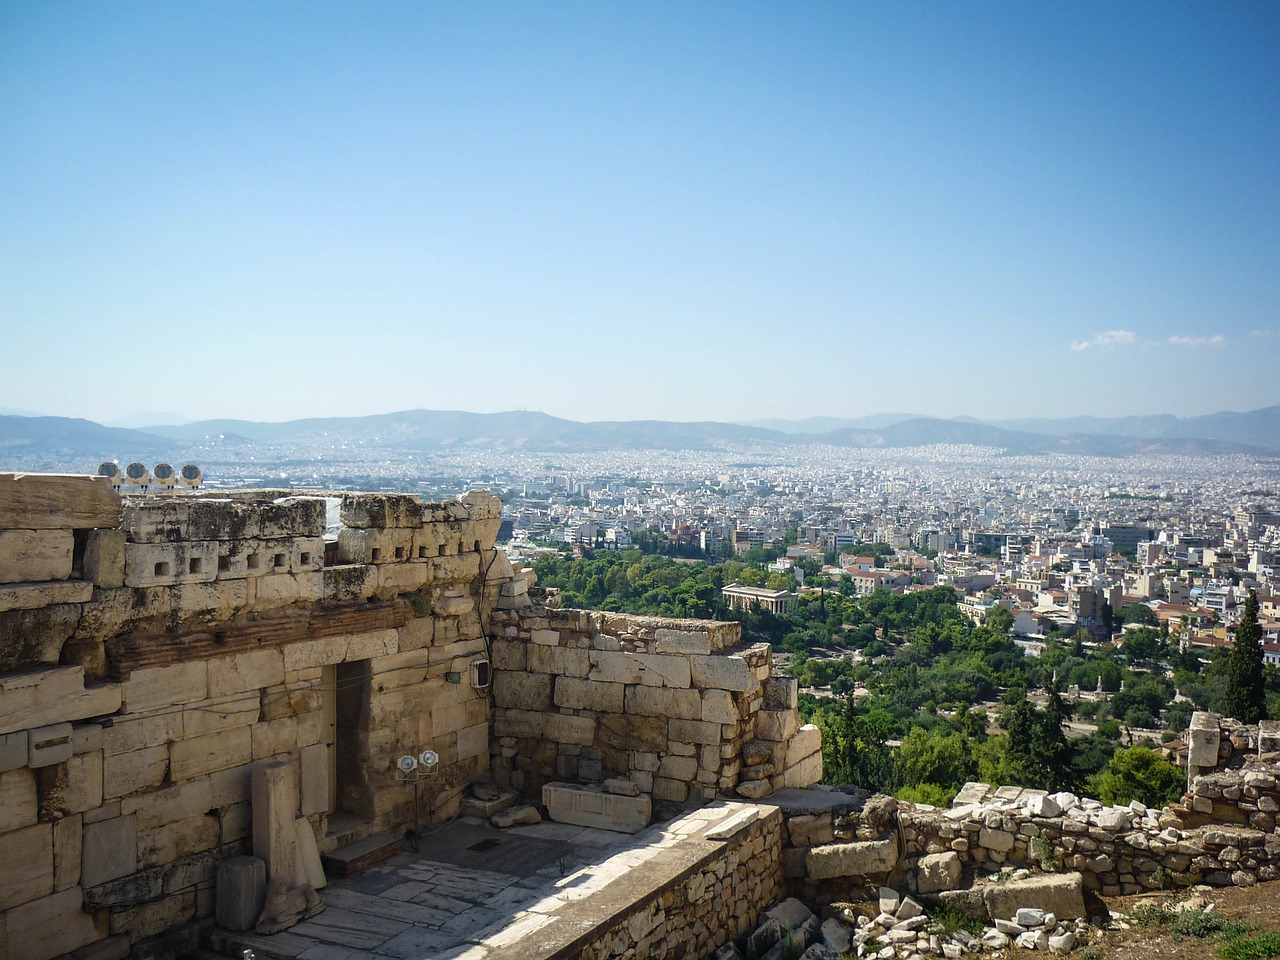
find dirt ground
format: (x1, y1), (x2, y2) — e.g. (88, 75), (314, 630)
(1081, 880), (1280, 960)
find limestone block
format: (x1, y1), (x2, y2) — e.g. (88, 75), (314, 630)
(0, 603), (82, 671)
(170, 579), (250, 621)
(765, 676), (799, 710)
(543, 781), (651, 832)
(73, 724), (103, 758)
(490, 638), (527, 671)
(658, 755), (698, 781)
(653, 629), (713, 655)
(251, 760), (299, 884)
(124, 540), (219, 587)
(53, 813), (82, 891)
(625, 685), (703, 721)
(554, 677), (625, 713)
(323, 563), (378, 602)
(527, 643), (590, 677)
(184, 697), (260, 737)
(806, 838), (898, 880)
(254, 571), (324, 607)
(786, 725), (822, 767)
(494, 709), (547, 739)
(701, 689), (741, 724)
(917, 852), (963, 893)
(222, 800), (252, 842)
(82, 815), (137, 887)
(121, 661), (207, 714)
(979, 828), (1016, 852)
(294, 816), (326, 891)
(0, 822), (54, 908)
(690, 655), (759, 693)
(28, 722), (73, 768)
(545, 713), (596, 747)
(457, 721), (488, 761)
(652, 776), (688, 802)
(122, 779), (213, 831)
(0, 579), (93, 612)
(756, 709), (799, 742)
(670, 718), (721, 746)
(5, 885), (108, 960)
(0, 768), (37, 832)
(398, 614), (435, 652)
(782, 750), (823, 788)
(337, 527), (414, 565)
(103, 745), (169, 798)
(0, 473), (120, 530)
(373, 562), (433, 598)
(981, 871), (1086, 920)
(299, 742), (332, 816)
(63, 750), (104, 814)
(170, 726), (252, 781)
(258, 497), (327, 539)
(1188, 712), (1221, 769)
(1, 730), (27, 771)
(80, 531), (126, 591)
(1260, 720), (1280, 756)
(216, 855), (267, 932)
(208, 648), (285, 698)
(340, 493), (422, 529)
(0, 530), (73, 583)
(492, 671), (553, 711)
(102, 711), (184, 757)
(589, 651), (692, 688)
(122, 497), (256, 542)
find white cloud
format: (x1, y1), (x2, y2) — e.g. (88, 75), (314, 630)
(1071, 329), (1136, 351)
(1168, 335), (1226, 347)
(1249, 329), (1274, 340)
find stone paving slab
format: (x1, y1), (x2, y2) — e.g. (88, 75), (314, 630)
(209, 802), (763, 959)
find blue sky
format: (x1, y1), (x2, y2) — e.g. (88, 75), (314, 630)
(1, 1), (1277, 426)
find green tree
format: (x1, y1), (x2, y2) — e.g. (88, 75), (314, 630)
(985, 605), (1015, 636)
(1088, 746), (1184, 807)
(1223, 590), (1268, 723)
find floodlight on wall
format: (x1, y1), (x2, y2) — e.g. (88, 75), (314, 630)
(153, 463), (176, 490)
(178, 463), (202, 489)
(124, 462), (150, 490)
(98, 462), (122, 493)
(396, 747), (439, 851)
(396, 755), (419, 774)
(419, 750), (439, 768)
(470, 659), (491, 690)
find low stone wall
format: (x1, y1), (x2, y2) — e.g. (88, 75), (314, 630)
(479, 803), (785, 960)
(770, 713), (1280, 911)
(487, 607), (822, 813)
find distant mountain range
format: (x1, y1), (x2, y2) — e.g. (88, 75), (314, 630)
(1, 406), (1278, 465)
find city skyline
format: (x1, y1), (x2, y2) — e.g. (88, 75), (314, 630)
(2, 2), (1277, 426)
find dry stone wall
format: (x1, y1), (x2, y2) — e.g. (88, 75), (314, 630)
(768, 713), (1280, 914)
(487, 606), (823, 814)
(0, 475), (506, 960)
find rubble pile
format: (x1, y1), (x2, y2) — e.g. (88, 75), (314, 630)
(720, 885), (1095, 960)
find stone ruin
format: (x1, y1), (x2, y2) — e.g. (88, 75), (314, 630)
(0, 473), (819, 960)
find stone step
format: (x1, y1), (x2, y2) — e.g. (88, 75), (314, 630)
(320, 831), (403, 878)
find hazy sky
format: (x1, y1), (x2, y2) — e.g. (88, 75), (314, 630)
(2, 2), (1277, 426)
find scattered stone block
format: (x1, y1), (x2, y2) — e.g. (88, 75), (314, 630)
(215, 855), (266, 932)
(982, 872), (1086, 921)
(918, 851), (963, 893)
(806, 838), (898, 880)
(491, 805), (542, 828)
(542, 781), (651, 833)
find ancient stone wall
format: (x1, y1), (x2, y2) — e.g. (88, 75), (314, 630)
(0, 475), (505, 960)
(487, 606), (823, 814)
(769, 712), (1280, 913)
(476, 803), (785, 960)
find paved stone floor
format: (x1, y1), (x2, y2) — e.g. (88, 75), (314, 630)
(212, 817), (643, 959)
